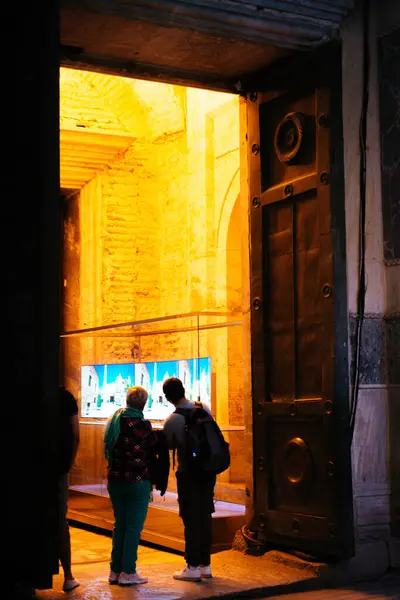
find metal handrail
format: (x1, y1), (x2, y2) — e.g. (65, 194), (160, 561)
(61, 310), (243, 338)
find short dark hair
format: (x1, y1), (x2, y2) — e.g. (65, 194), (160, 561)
(163, 377), (185, 403)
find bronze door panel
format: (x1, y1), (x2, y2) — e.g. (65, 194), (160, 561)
(259, 92), (316, 192)
(260, 173), (317, 207)
(248, 78), (353, 558)
(262, 191), (324, 402)
(266, 413), (334, 516)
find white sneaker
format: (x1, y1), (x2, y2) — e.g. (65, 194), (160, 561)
(200, 565), (212, 578)
(62, 578), (80, 592)
(108, 570), (119, 584)
(173, 565), (201, 581)
(118, 572), (148, 586)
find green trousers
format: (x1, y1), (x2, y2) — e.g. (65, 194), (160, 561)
(107, 480), (151, 574)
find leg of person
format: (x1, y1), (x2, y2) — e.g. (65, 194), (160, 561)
(58, 474), (80, 592)
(199, 473), (216, 578)
(173, 473), (201, 581)
(118, 480), (151, 586)
(107, 481), (127, 583)
(199, 513), (213, 578)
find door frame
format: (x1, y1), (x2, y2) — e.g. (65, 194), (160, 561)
(59, 38), (353, 556)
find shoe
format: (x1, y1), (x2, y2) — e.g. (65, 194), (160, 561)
(118, 572), (148, 586)
(62, 578), (80, 592)
(173, 565), (201, 581)
(108, 570), (120, 584)
(200, 565), (212, 578)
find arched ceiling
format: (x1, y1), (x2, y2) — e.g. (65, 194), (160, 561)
(60, 68), (186, 190)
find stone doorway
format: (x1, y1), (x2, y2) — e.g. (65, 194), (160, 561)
(60, 69), (250, 551)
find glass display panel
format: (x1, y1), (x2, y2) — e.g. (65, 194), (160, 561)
(62, 312), (246, 504)
(81, 357), (211, 419)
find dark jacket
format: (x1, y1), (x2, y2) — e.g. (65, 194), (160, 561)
(59, 386), (79, 475)
(150, 430), (170, 495)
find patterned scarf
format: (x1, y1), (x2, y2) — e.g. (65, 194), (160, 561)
(104, 406), (143, 460)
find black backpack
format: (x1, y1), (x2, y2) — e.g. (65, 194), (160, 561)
(175, 402), (230, 474)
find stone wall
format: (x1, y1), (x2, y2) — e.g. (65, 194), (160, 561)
(378, 29), (400, 264)
(341, 0), (400, 562)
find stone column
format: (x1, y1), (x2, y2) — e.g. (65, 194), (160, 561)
(8, 0), (61, 590)
(341, 0), (400, 575)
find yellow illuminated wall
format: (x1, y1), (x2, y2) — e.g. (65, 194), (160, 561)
(61, 68), (245, 489)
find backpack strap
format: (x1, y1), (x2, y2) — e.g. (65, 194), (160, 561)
(174, 407), (186, 416)
(172, 407), (191, 470)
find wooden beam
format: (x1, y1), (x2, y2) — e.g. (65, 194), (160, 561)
(60, 48), (236, 93)
(236, 42), (342, 94)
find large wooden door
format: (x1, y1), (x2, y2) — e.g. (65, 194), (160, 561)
(246, 71), (354, 558)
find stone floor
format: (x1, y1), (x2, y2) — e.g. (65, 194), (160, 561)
(35, 527), (400, 600)
(262, 581), (400, 599)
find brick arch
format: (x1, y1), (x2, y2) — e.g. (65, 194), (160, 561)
(215, 167), (241, 309)
(214, 166), (245, 482)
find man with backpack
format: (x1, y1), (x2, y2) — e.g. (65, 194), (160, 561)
(162, 377), (230, 582)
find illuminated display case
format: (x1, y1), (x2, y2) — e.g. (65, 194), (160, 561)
(61, 311), (246, 551)
(81, 357), (212, 420)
